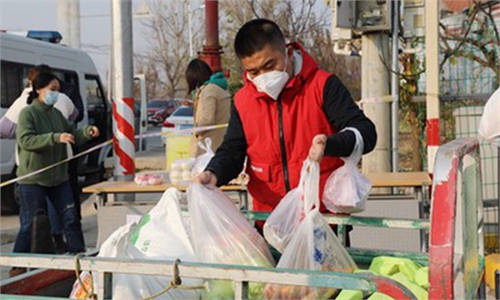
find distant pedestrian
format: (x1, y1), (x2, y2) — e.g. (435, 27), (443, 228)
(185, 59), (231, 157)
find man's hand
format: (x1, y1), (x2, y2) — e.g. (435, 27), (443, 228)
(309, 134), (327, 162)
(194, 170), (218, 187)
(59, 133), (75, 144)
(89, 126), (100, 138)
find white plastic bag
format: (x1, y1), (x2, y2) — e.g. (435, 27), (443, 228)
(264, 210), (357, 300)
(70, 188), (203, 300)
(190, 138), (214, 177)
(323, 127), (371, 213)
(187, 183), (275, 300)
(134, 173), (164, 186)
(263, 161), (357, 300)
(263, 159), (319, 253)
(479, 88), (500, 147)
(70, 223), (132, 299)
(170, 158), (196, 184)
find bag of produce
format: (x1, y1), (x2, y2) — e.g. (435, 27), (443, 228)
(264, 159), (319, 253)
(323, 127), (371, 214)
(70, 188), (203, 300)
(187, 183), (275, 299)
(134, 173), (164, 186)
(264, 160), (357, 300)
(170, 158), (195, 184)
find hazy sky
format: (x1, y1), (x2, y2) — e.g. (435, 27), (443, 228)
(0, 0), (205, 79)
(1, 0), (329, 81)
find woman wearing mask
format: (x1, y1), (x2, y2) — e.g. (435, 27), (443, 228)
(0, 65), (79, 254)
(11, 73), (99, 275)
(185, 59), (231, 157)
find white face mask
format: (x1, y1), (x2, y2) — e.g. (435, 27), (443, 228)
(247, 54), (289, 100)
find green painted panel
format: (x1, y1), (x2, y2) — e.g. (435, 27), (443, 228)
(244, 212), (430, 230)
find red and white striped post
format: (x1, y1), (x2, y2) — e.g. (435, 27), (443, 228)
(111, 0), (135, 178)
(425, 0), (440, 173)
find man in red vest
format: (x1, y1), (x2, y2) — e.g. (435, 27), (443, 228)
(195, 19), (376, 230)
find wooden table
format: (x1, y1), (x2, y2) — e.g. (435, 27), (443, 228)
(367, 172), (431, 188)
(83, 181), (248, 208)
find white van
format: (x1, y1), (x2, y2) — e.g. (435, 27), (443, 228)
(0, 32), (113, 212)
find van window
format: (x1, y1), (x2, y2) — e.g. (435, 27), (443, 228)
(1, 61), (30, 108)
(85, 74), (109, 142)
(52, 70), (79, 89)
(85, 75), (105, 109)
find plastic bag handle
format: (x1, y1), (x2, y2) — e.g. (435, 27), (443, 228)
(197, 138), (213, 154)
(341, 127), (364, 164)
(298, 159), (320, 213)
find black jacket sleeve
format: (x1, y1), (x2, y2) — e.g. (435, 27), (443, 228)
(323, 75), (377, 157)
(205, 105), (247, 186)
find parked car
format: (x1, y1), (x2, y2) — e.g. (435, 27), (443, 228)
(147, 99), (180, 126)
(161, 106), (194, 145)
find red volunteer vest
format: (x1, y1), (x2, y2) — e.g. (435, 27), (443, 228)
(234, 43), (344, 212)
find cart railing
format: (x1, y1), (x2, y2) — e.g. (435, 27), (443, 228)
(429, 137), (485, 299)
(0, 138), (485, 299)
(0, 252), (419, 300)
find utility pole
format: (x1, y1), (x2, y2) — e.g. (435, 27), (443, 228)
(199, 0), (223, 72)
(56, 0), (80, 48)
(391, 0), (400, 172)
(361, 33), (392, 180)
(425, 0), (440, 173)
(111, 0), (135, 181)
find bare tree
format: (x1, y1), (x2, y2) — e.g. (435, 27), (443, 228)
(219, 0), (361, 99)
(140, 0), (203, 98)
(134, 55), (161, 100)
(440, 1), (499, 81)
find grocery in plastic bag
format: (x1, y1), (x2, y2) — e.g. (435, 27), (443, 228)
(264, 160), (357, 300)
(134, 172), (164, 186)
(323, 127), (371, 214)
(70, 188), (203, 300)
(190, 138), (215, 177)
(187, 183), (275, 300)
(264, 159), (319, 253)
(169, 157), (195, 184)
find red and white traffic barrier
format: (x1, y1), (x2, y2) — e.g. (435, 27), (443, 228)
(112, 97), (135, 175)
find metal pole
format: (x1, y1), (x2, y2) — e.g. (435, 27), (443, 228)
(56, 0), (70, 45)
(496, 269), (500, 300)
(134, 74), (147, 152)
(199, 0), (222, 71)
(425, 0), (440, 173)
(361, 34), (392, 191)
(69, 0), (81, 48)
(188, 8), (193, 58)
(391, 0), (400, 172)
(111, 0), (135, 180)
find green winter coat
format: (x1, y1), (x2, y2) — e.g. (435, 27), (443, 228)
(16, 99), (93, 186)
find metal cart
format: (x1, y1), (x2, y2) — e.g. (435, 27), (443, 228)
(0, 138), (485, 299)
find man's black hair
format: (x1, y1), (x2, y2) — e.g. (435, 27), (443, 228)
(234, 19), (286, 59)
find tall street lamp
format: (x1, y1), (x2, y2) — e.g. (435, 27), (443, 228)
(188, 3), (205, 58)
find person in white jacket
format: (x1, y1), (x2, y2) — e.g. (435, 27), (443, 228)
(0, 80), (79, 138)
(0, 65), (79, 254)
(479, 87), (500, 148)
